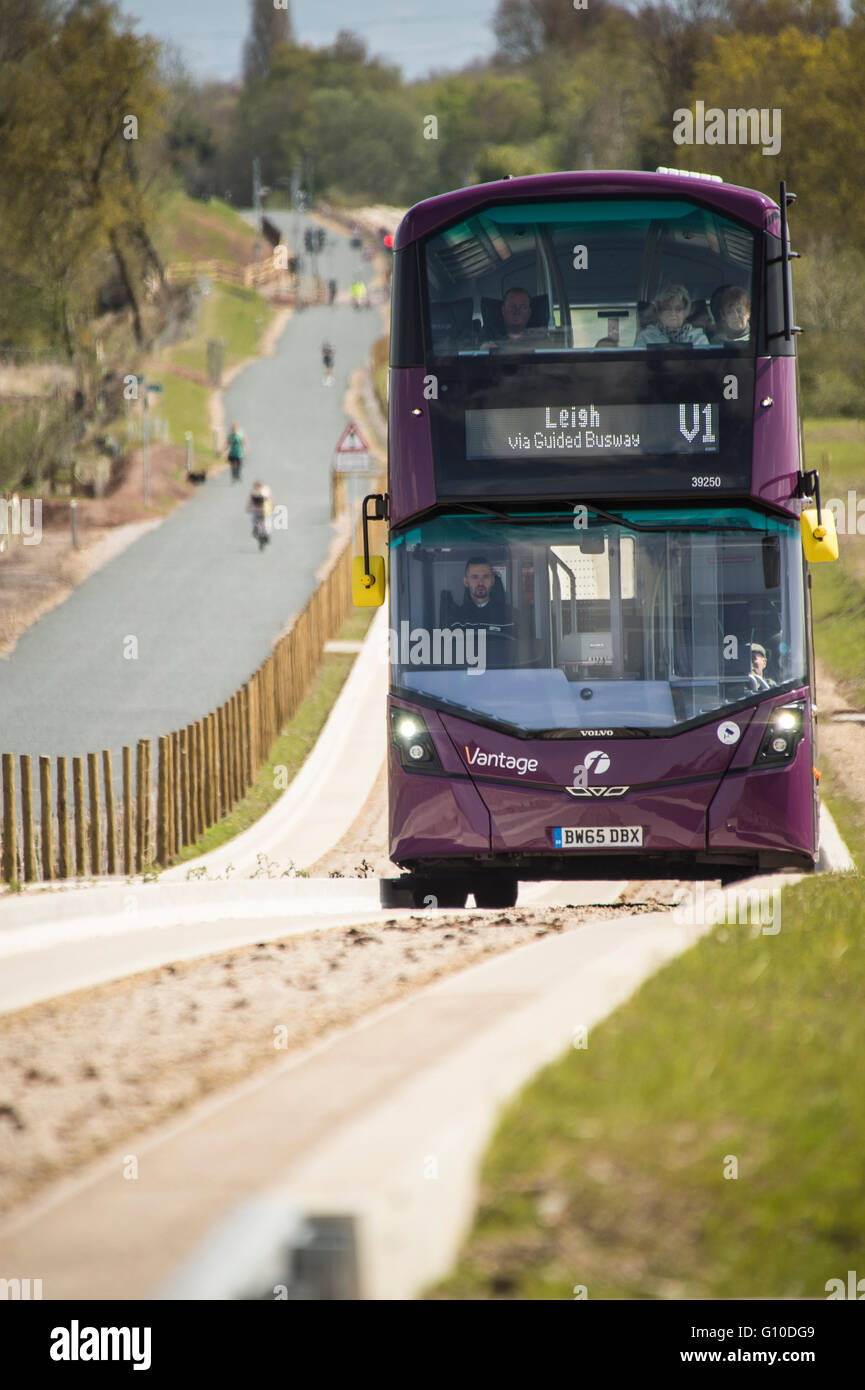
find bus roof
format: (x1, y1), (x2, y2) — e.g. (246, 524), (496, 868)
(395, 170), (781, 249)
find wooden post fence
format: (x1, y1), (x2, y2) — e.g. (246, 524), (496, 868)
(123, 745), (133, 875)
(20, 754), (37, 883)
(157, 736), (169, 865)
(103, 749), (117, 875)
(2, 753), (17, 884)
(181, 726), (191, 848)
(0, 479), (380, 880)
(135, 741), (146, 872)
(40, 756), (53, 881)
(57, 756), (70, 879)
(73, 756), (86, 875)
(142, 739), (152, 868)
(87, 751), (101, 876)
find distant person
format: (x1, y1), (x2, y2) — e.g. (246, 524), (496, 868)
(321, 340), (335, 385)
(351, 278), (368, 310)
(713, 286), (751, 344)
(226, 422), (246, 482)
(747, 642), (776, 691)
(328, 278), (337, 305)
(246, 481), (273, 551)
(635, 285), (710, 347)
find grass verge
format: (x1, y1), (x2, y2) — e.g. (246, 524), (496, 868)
(151, 283), (274, 467)
(167, 282), (273, 380)
(429, 872), (864, 1300)
(171, 606), (375, 868)
(803, 418), (865, 853)
(817, 766), (863, 871)
(157, 192), (258, 268)
(126, 196), (276, 469)
(157, 372), (212, 465)
(805, 418), (865, 706)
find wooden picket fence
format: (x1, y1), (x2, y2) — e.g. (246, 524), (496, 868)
(166, 258), (293, 290)
(167, 259), (328, 300)
(0, 501), (374, 884)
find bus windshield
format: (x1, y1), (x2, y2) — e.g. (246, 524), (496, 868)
(423, 198), (755, 357)
(390, 509), (806, 733)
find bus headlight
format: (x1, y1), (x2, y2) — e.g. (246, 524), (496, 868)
(753, 701), (807, 767)
(390, 708), (443, 772)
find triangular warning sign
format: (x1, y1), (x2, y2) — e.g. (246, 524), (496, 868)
(335, 421), (369, 453)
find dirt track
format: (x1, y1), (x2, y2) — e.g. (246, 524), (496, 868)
(0, 892), (683, 1217)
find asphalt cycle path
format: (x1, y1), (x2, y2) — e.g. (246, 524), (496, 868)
(0, 214), (382, 779)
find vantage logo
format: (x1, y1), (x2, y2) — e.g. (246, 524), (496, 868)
(465, 745), (538, 776)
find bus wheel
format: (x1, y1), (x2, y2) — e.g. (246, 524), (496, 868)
(380, 877), (470, 910)
(411, 879), (469, 910)
(379, 877), (415, 909)
(473, 876), (519, 910)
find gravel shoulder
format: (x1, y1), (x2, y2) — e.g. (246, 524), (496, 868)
(815, 658), (865, 814)
(0, 898), (677, 1217)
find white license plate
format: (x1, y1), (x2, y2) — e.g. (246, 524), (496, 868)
(553, 825), (643, 848)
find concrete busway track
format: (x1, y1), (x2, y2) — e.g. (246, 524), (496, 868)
(0, 576), (853, 1297)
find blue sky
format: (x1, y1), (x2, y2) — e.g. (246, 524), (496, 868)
(115, 0), (501, 82)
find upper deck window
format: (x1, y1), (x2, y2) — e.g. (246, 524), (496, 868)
(423, 198), (756, 358)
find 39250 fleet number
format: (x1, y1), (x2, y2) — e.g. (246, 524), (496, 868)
(691, 475), (722, 487)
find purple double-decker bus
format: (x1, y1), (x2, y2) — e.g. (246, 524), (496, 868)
(363, 169), (832, 909)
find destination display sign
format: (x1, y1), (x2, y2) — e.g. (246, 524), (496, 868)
(466, 402), (719, 460)
(428, 357), (755, 501)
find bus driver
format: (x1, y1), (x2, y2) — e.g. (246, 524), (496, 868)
(747, 641), (776, 691)
(449, 557), (519, 639)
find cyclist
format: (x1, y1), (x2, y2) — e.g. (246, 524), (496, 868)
(226, 422), (247, 482)
(246, 481), (273, 551)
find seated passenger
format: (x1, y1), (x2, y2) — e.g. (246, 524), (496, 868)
(712, 286), (751, 344)
(481, 287), (547, 350)
(448, 557), (519, 637)
(635, 284), (710, 348)
(594, 336), (618, 347)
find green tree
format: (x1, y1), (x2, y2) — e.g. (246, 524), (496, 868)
(728, 0), (840, 35)
(493, 0), (634, 60)
(243, 0), (293, 86)
(0, 0), (167, 350)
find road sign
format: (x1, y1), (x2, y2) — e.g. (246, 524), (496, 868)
(335, 421), (369, 454)
(334, 420), (371, 472)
